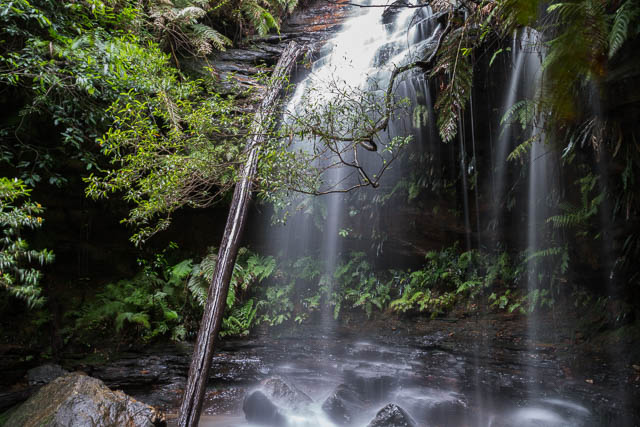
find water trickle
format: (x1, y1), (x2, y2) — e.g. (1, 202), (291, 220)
(490, 30), (535, 242)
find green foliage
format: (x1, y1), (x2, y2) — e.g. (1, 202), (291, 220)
(0, 0), (299, 250)
(333, 252), (392, 319)
(221, 299), (257, 337)
(86, 86), (246, 245)
(389, 246), (516, 316)
(432, 25), (474, 143)
(546, 173), (603, 234)
(187, 247), (275, 335)
(609, 0), (640, 58)
(257, 284), (293, 326)
(0, 178), (54, 307)
(149, 0), (232, 57)
(75, 246), (192, 342)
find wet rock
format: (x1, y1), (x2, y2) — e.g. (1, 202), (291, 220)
(5, 372), (165, 427)
(344, 367), (397, 402)
(426, 398), (468, 426)
(27, 363), (68, 386)
(394, 388), (467, 426)
(367, 403), (417, 427)
(260, 376), (313, 410)
(322, 384), (366, 425)
(382, 0), (410, 25)
(242, 390), (288, 426)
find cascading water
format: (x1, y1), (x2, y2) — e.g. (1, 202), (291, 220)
(264, 1), (443, 330)
(204, 4), (625, 427)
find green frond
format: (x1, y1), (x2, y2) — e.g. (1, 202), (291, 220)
(506, 136), (535, 163)
(186, 269), (209, 307)
(175, 6), (207, 23)
(524, 246), (564, 263)
(501, 99), (535, 130)
(190, 23), (232, 51)
(241, 1), (279, 36)
(432, 28), (474, 143)
(609, 0), (640, 58)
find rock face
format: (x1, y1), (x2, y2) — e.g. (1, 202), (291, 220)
(367, 403), (417, 427)
(322, 384), (366, 425)
(242, 390), (288, 426)
(5, 372), (165, 427)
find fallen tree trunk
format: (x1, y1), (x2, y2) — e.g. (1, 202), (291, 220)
(177, 41), (304, 427)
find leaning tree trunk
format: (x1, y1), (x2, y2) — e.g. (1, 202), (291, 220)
(177, 41), (304, 427)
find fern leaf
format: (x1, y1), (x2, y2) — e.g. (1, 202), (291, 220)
(506, 136), (535, 163)
(609, 0), (639, 58)
(175, 6), (207, 22)
(432, 28), (474, 143)
(191, 23), (232, 51)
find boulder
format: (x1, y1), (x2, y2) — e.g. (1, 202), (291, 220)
(242, 390), (288, 426)
(367, 403), (417, 427)
(321, 384), (366, 425)
(27, 363), (68, 386)
(260, 376), (313, 410)
(5, 372), (165, 427)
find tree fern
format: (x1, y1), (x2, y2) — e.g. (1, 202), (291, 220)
(150, 0), (232, 56)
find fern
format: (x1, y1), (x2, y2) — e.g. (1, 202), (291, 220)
(191, 23), (232, 51)
(115, 311), (150, 331)
(524, 246), (565, 264)
(150, 0), (232, 56)
(432, 27), (474, 143)
(241, 1), (279, 36)
(186, 275), (208, 306)
(506, 136), (535, 163)
(546, 173), (603, 231)
(609, 0), (640, 58)
(501, 99), (536, 131)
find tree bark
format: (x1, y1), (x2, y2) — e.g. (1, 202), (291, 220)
(177, 41), (304, 427)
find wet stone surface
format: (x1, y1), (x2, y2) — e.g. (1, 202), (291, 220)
(38, 314), (635, 426)
(1, 312), (638, 426)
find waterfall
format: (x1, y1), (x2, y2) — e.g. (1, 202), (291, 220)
(236, 4), (607, 427)
(490, 29), (542, 243)
(263, 0), (443, 327)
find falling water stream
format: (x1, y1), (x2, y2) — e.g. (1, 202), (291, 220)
(196, 3), (625, 427)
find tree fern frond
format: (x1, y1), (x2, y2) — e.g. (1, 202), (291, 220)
(187, 271), (208, 306)
(501, 99), (535, 130)
(506, 135), (535, 163)
(609, 0), (640, 58)
(431, 27), (474, 143)
(524, 246), (564, 263)
(175, 6), (207, 22)
(241, 1), (279, 36)
(190, 23), (232, 51)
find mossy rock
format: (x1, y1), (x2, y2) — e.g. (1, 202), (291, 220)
(5, 372), (165, 427)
